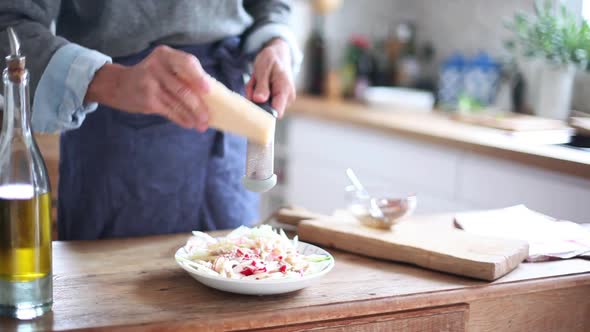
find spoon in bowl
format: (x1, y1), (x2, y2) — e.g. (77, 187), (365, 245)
(345, 168), (385, 220)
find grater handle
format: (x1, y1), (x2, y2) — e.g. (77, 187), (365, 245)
(255, 101), (278, 118)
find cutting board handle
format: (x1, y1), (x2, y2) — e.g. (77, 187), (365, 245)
(272, 207), (330, 226)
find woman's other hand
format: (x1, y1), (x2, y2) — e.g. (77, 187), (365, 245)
(245, 38), (296, 118)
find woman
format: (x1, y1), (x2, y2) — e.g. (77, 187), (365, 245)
(0, 1), (300, 240)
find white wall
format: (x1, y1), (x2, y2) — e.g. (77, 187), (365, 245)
(291, 0), (535, 74)
(411, 0), (535, 71)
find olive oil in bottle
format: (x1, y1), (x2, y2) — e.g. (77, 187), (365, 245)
(0, 186), (52, 282)
(0, 28), (53, 320)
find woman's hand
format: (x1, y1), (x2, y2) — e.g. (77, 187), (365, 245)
(85, 45), (211, 132)
(246, 38), (296, 118)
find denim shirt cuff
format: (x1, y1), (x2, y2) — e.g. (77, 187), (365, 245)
(32, 44), (112, 133)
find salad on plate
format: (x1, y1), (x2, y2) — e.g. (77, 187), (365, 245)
(176, 225), (332, 281)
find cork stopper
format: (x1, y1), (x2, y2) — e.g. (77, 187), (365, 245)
(5, 27), (26, 83)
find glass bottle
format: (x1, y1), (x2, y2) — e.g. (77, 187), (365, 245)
(306, 14), (326, 95)
(0, 27), (52, 320)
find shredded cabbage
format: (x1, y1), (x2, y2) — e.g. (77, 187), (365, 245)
(178, 225), (331, 280)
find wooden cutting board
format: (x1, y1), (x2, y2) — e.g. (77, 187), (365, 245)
(452, 111), (570, 131)
(275, 208), (529, 281)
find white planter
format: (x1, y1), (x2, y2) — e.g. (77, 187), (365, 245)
(571, 70), (590, 113)
(516, 57), (542, 114)
(535, 63), (575, 120)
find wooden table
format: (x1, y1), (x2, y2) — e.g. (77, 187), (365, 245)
(1, 233), (589, 332)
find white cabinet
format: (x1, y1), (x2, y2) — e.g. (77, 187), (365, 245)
(457, 153), (590, 222)
(285, 115), (471, 215)
(283, 115), (590, 222)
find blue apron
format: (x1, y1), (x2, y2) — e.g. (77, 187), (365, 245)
(57, 38), (259, 240)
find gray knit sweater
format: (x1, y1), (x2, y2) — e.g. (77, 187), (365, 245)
(0, 0), (298, 97)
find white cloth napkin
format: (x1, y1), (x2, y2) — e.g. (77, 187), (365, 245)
(454, 205), (590, 262)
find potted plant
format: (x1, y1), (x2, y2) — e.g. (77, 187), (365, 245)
(505, 0), (590, 120)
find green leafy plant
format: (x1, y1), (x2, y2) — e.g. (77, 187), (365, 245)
(505, 0), (590, 70)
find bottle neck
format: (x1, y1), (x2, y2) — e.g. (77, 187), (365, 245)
(2, 69), (31, 137)
(312, 14), (325, 35)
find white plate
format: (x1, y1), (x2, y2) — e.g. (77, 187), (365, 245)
(175, 241), (335, 295)
(362, 86), (434, 111)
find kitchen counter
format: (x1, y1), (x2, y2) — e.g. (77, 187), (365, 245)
(2, 228), (590, 331)
(287, 96), (590, 179)
(35, 133), (59, 191)
(35, 133), (60, 239)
